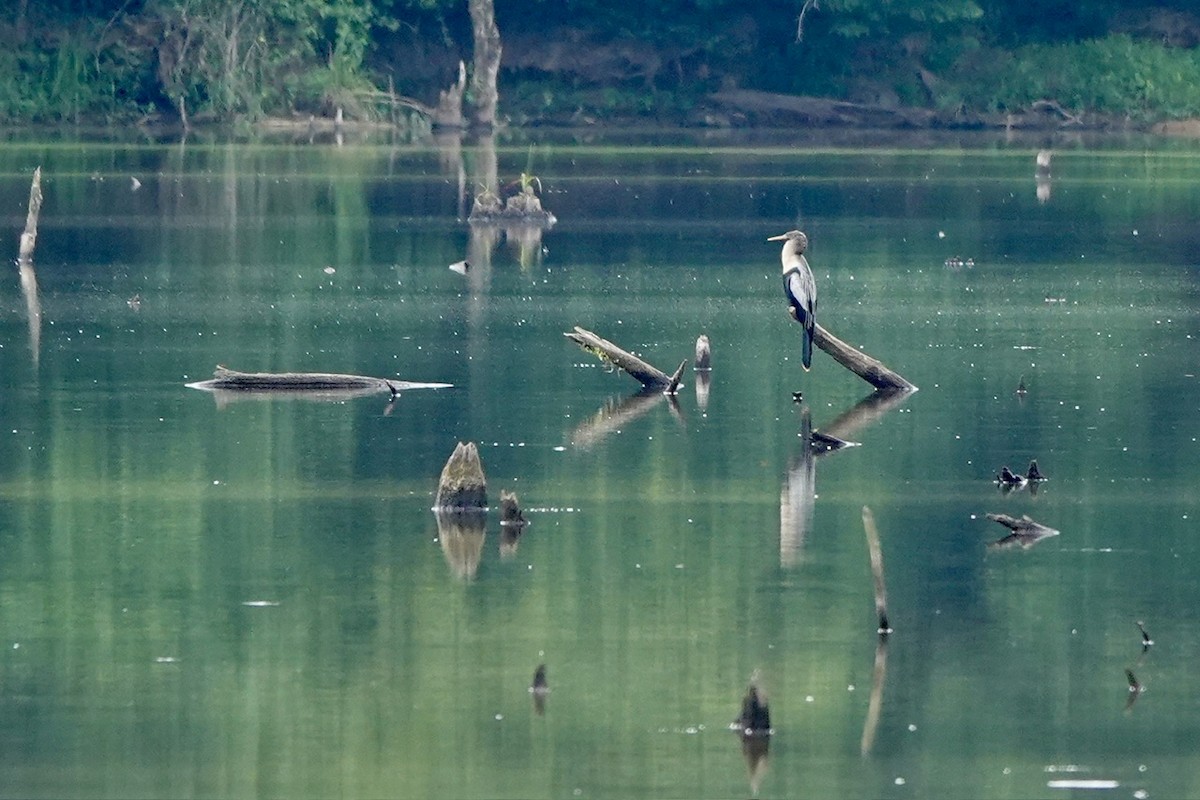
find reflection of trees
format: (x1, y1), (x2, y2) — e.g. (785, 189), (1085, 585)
(434, 510), (486, 580)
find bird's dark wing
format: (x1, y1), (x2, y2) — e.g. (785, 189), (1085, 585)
(782, 263), (816, 326)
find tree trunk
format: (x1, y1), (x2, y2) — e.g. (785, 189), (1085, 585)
(468, 0), (501, 130)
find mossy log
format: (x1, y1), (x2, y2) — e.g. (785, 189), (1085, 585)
(565, 326), (686, 394)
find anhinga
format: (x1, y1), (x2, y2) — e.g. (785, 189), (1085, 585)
(769, 230), (816, 370)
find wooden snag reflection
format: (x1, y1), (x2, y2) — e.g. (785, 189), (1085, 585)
(862, 506), (892, 635)
(16, 167), (42, 366)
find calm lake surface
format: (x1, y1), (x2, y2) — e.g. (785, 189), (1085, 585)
(0, 129), (1198, 799)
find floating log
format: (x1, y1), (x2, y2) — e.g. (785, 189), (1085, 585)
(186, 365), (452, 396)
(985, 513), (1060, 549)
(435, 441), (488, 510)
(862, 506), (891, 635)
(986, 513), (1058, 535)
(565, 326), (685, 394)
(18, 166), (42, 263)
(813, 322), (917, 392)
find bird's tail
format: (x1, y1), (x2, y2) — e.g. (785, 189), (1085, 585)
(801, 329), (813, 371)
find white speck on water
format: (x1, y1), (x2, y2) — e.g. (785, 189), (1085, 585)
(908, 723), (918, 731)
(155, 656), (179, 663)
(242, 600), (280, 607)
(895, 777), (906, 786)
(805, 695), (814, 703)
(12, 643), (19, 650)
(1003, 767), (1012, 775)
(553, 446), (566, 452)
(494, 713), (503, 721)
(212, 480), (220, 485)
(1134, 790), (1149, 799)
(847, 684), (855, 692)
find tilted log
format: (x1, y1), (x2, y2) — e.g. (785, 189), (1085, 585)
(813, 323), (917, 393)
(565, 326), (685, 394)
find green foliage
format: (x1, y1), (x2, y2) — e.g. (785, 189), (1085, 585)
(950, 35), (1200, 119)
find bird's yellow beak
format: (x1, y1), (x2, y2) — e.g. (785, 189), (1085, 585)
(767, 233), (788, 241)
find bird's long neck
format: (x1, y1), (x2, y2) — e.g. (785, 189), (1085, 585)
(780, 242), (804, 274)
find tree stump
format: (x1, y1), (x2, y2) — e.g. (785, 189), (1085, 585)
(435, 441), (488, 510)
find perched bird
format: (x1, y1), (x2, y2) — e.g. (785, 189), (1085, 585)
(769, 230), (816, 370)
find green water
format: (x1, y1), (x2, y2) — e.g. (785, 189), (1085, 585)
(0, 132), (1198, 799)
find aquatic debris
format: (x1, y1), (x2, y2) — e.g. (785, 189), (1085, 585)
(1016, 375), (1027, 396)
(1136, 620), (1153, 648)
(187, 365), (452, 398)
(986, 513), (1060, 549)
(500, 490), (527, 527)
(733, 671), (772, 736)
(1026, 460), (1047, 482)
(995, 466), (1027, 488)
(449, 259), (470, 275)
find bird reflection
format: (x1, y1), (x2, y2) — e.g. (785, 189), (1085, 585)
(780, 408), (817, 567)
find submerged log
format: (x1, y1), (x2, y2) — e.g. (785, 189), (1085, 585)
(186, 365), (452, 396)
(813, 323), (917, 392)
(436, 441), (488, 510)
(565, 326), (685, 393)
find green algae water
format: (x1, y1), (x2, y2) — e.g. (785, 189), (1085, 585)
(0, 132), (1197, 798)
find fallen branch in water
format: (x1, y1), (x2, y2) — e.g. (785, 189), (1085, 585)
(186, 365), (452, 396)
(565, 326), (686, 394)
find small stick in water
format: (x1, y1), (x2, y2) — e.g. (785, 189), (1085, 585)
(862, 506), (892, 635)
(1136, 620), (1153, 648)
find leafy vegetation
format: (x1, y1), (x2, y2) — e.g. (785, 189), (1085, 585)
(2, 0), (1200, 125)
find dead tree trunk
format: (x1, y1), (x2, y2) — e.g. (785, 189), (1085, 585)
(565, 326), (685, 394)
(467, 0), (501, 130)
(432, 60), (467, 129)
(18, 166), (41, 262)
(813, 323), (917, 392)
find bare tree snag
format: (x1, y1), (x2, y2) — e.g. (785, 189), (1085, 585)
(468, 0), (502, 130)
(436, 441), (488, 510)
(814, 323), (917, 392)
(18, 166), (41, 262)
(432, 61), (468, 129)
(565, 326), (684, 393)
